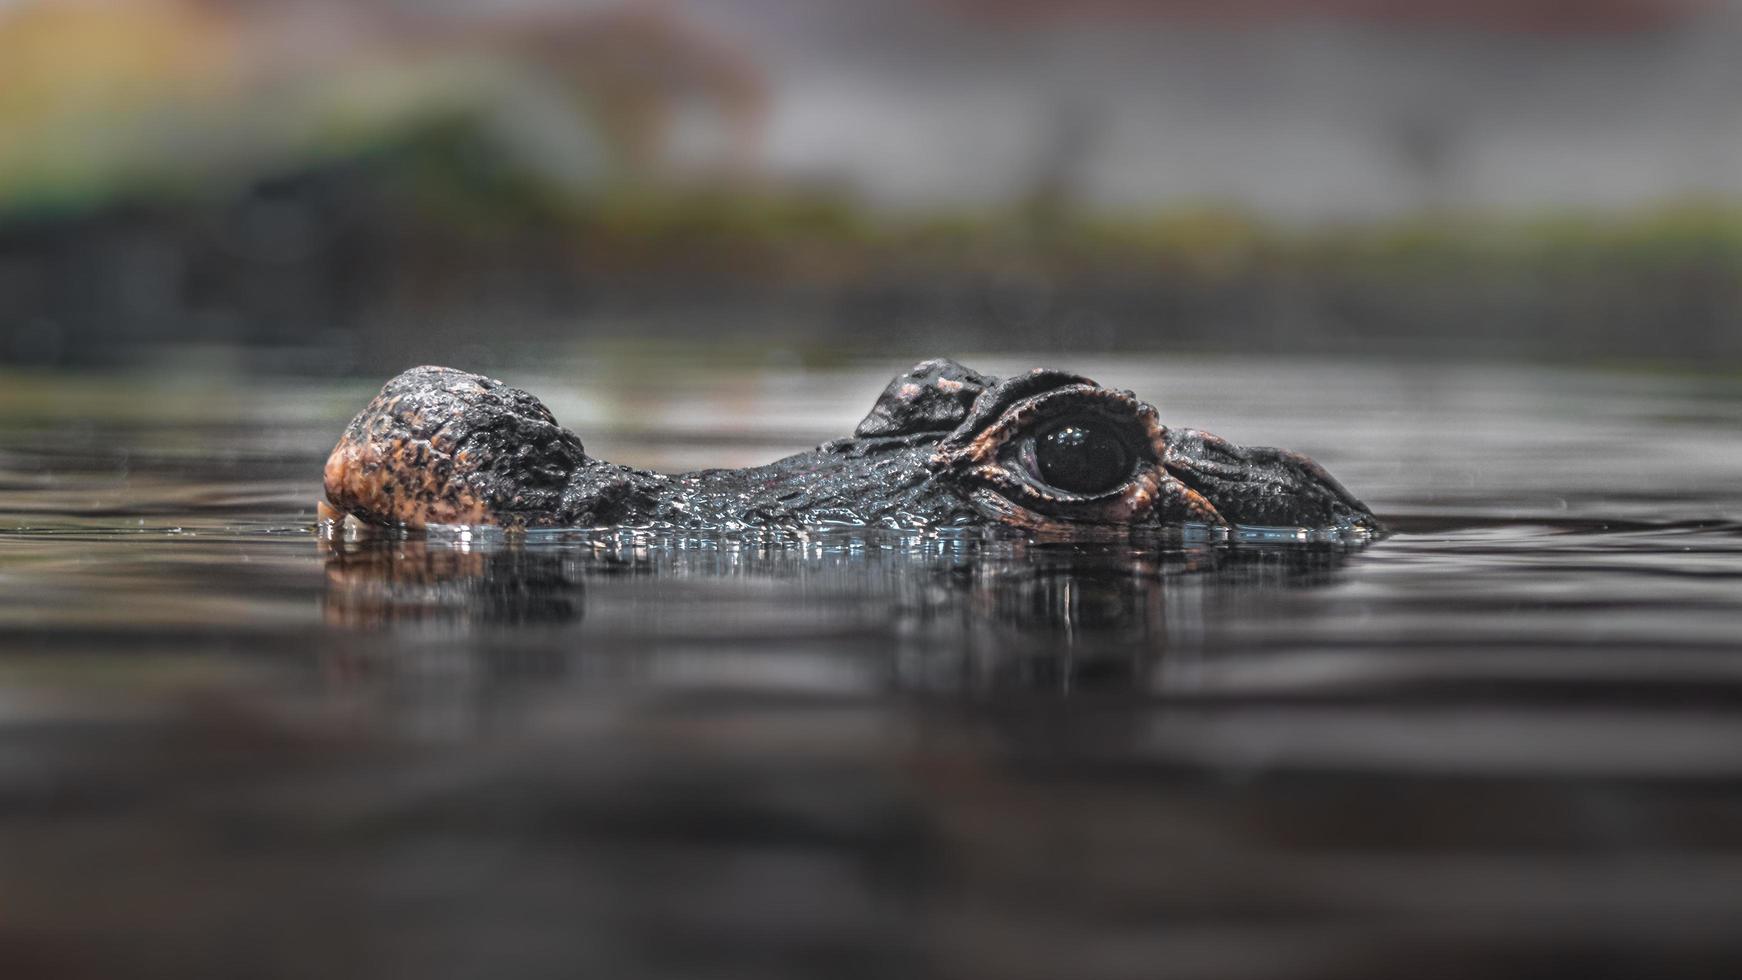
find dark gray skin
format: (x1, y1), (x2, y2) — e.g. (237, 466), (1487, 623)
(322, 359), (1380, 533)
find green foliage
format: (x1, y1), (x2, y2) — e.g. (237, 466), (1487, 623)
(10, 97), (1742, 285)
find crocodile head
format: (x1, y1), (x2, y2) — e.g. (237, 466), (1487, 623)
(322, 359), (1380, 533)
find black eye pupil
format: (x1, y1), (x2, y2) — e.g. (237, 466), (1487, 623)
(1035, 422), (1132, 495)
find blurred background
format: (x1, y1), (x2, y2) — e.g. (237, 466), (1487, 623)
(10, 9), (1742, 978)
(5, 0), (1742, 374)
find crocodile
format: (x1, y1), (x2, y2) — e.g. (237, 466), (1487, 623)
(321, 359), (1381, 534)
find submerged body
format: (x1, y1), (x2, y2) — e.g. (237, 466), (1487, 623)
(323, 360), (1380, 533)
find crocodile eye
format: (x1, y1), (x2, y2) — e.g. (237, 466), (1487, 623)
(1028, 419), (1134, 496)
(930, 380), (1167, 526)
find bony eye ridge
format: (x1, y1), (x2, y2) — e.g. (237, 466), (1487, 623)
(1027, 420), (1135, 496)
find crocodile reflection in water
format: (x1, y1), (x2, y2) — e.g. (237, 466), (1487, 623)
(323, 538), (584, 629)
(322, 359), (1381, 534)
(320, 533), (1354, 691)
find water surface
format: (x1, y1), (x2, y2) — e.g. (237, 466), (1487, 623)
(3, 354), (1741, 979)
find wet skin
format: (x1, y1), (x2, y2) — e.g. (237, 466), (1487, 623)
(323, 359), (1381, 533)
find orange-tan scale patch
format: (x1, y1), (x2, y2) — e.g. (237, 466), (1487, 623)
(1157, 473), (1224, 524)
(321, 367), (582, 530)
(323, 431), (494, 530)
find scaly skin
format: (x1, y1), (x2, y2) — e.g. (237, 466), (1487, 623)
(323, 359), (1381, 533)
